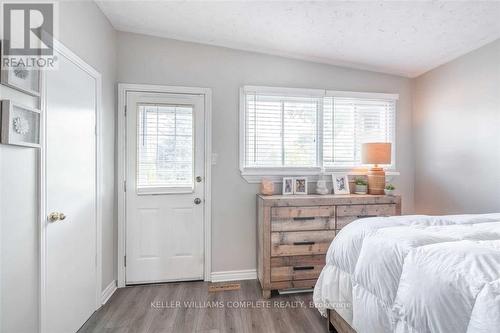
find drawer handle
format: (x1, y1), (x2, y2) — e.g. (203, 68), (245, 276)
(293, 266), (314, 271)
(293, 241), (315, 246)
(357, 215), (378, 219)
(293, 217), (315, 221)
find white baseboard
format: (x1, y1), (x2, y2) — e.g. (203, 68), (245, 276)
(101, 280), (117, 305)
(210, 269), (257, 282)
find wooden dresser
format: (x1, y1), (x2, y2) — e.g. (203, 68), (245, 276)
(257, 194), (401, 298)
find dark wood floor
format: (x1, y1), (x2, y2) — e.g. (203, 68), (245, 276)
(78, 280), (326, 333)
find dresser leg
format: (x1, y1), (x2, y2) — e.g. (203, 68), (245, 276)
(327, 310), (338, 333)
(262, 289), (271, 299)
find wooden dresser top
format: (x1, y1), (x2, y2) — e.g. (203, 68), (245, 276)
(257, 194), (401, 207)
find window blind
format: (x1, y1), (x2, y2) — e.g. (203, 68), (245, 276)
(242, 88), (396, 170)
(245, 93), (319, 168)
(323, 97), (395, 168)
(137, 104), (194, 190)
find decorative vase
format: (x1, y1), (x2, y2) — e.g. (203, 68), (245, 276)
(355, 184), (368, 194)
(316, 180), (329, 195)
(260, 178), (274, 195)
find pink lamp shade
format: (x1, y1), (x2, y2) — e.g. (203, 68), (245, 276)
(361, 143), (392, 165)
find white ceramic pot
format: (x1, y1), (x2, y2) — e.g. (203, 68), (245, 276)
(355, 184), (368, 194)
(384, 189), (395, 196)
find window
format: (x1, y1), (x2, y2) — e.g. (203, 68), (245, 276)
(323, 96), (395, 168)
(240, 86), (397, 177)
(137, 104), (194, 193)
(245, 93), (320, 168)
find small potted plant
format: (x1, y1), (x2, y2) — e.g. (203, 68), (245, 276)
(385, 184), (396, 196)
(354, 177), (368, 194)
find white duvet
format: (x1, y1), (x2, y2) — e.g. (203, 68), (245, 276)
(313, 214), (500, 333)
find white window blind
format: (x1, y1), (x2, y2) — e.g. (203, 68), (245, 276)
(323, 97), (395, 168)
(245, 93), (319, 168)
(241, 87), (397, 172)
(137, 104), (194, 191)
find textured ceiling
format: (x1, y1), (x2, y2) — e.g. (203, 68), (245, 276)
(97, 1), (500, 77)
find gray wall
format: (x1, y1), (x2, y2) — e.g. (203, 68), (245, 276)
(0, 89), (39, 333)
(0, 2), (117, 332)
(413, 39), (500, 214)
(117, 32), (415, 273)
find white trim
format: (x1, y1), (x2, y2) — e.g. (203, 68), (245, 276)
(325, 90), (399, 100)
(39, 69), (46, 333)
(117, 83), (213, 287)
(241, 85), (399, 100)
(210, 269), (257, 282)
(39, 38), (103, 333)
(242, 85), (325, 97)
(100, 280), (117, 305)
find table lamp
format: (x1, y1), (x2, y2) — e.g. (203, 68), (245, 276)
(361, 143), (392, 195)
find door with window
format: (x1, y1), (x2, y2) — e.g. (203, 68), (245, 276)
(125, 91), (205, 284)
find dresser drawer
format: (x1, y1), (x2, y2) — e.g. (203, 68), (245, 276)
(270, 279), (317, 290)
(336, 204), (396, 229)
(271, 206), (335, 232)
(271, 265), (323, 282)
(270, 254), (326, 267)
(270, 255), (325, 282)
(271, 230), (335, 256)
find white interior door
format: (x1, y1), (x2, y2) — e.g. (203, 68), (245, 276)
(45, 48), (98, 333)
(125, 91), (205, 284)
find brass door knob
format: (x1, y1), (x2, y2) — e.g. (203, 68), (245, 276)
(48, 212), (66, 222)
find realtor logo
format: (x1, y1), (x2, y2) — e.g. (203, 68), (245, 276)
(3, 3), (54, 56)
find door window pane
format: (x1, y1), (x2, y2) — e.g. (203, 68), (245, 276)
(137, 104), (194, 192)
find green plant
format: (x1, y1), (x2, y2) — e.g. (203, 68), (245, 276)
(354, 177), (368, 186)
(385, 184), (395, 190)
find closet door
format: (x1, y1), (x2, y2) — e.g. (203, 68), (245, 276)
(44, 46), (99, 333)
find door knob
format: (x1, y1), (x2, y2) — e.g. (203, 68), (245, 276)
(48, 212), (66, 222)
(196, 176), (202, 183)
(194, 198), (202, 205)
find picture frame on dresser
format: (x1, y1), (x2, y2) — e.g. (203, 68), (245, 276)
(282, 177), (294, 195)
(294, 177), (307, 194)
(0, 41), (41, 96)
(332, 173), (350, 195)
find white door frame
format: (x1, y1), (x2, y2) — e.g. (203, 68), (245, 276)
(39, 39), (103, 333)
(117, 83), (212, 287)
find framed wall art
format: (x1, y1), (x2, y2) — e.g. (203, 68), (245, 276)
(0, 100), (41, 148)
(0, 41), (41, 96)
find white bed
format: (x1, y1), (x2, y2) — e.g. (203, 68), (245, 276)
(313, 213), (500, 333)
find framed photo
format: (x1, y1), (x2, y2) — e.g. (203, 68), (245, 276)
(294, 177), (307, 195)
(282, 177), (294, 195)
(0, 41), (41, 96)
(0, 100), (41, 148)
(332, 173), (350, 195)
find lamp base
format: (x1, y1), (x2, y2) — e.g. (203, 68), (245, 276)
(367, 167), (385, 195)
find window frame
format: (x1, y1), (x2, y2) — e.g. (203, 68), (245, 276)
(239, 86), (399, 182)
